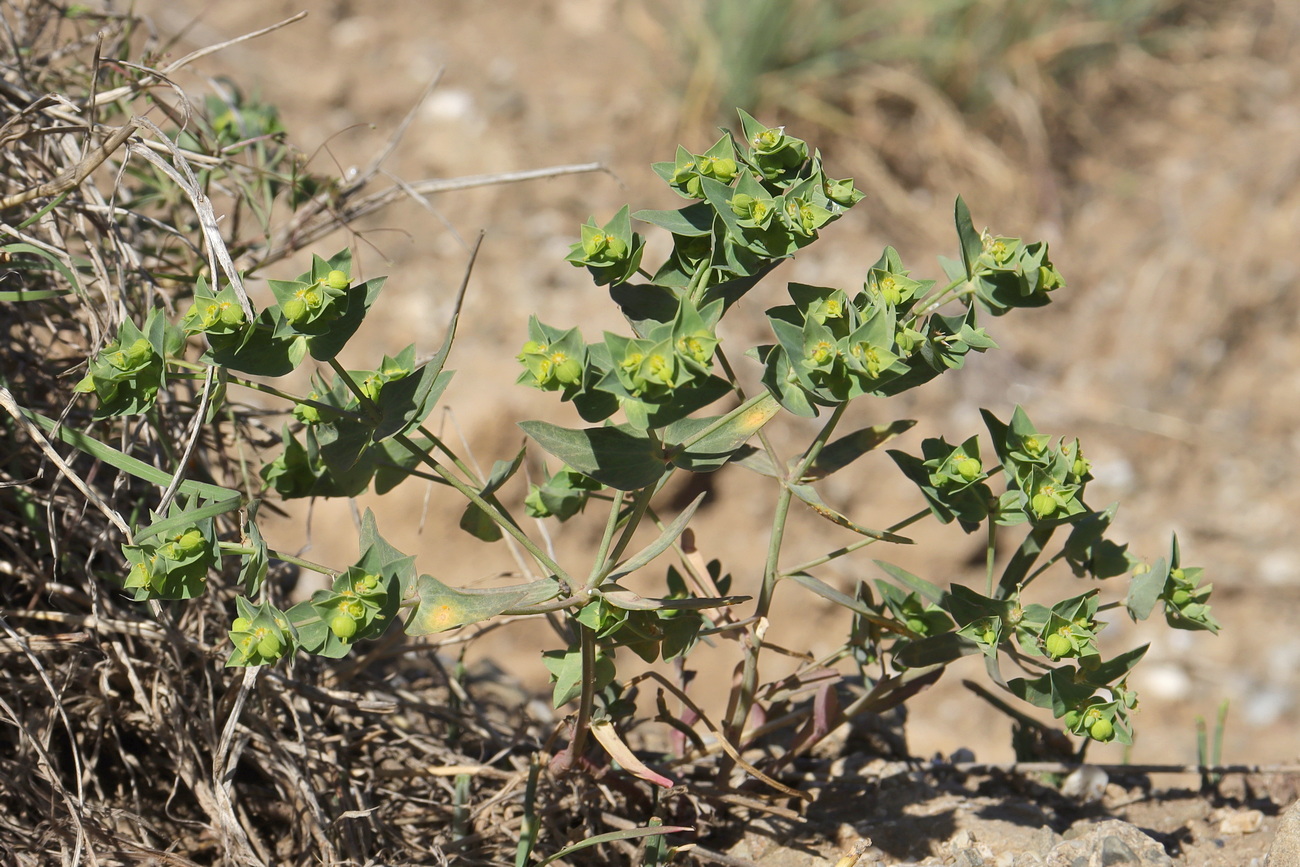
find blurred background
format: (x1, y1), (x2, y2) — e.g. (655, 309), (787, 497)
(131, 0), (1300, 767)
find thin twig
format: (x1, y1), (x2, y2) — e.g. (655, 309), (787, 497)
(259, 162), (606, 267)
(157, 364), (216, 514)
(91, 12), (310, 108)
(0, 384), (133, 540)
(0, 117), (139, 211)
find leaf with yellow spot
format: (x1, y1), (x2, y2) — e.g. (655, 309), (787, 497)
(405, 574), (562, 635)
(664, 392), (780, 472)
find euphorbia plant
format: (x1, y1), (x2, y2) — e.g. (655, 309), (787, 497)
(60, 110), (1217, 790)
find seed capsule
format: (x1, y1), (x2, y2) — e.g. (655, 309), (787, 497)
(283, 297), (308, 323)
(330, 614), (358, 640)
(1089, 718), (1114, 741)
(231, 617), (252, 633)
(256, 632), (283, 659)
(955, 457), (981, 482)
(326, 270), (349, 290)
(1045, 632), (1072, 659)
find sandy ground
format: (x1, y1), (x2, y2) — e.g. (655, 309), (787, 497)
(129, 0), (1300, 777)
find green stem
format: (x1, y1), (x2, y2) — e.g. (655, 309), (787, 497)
(218, 542), (342, 577)
(916, 275), (971, 313)
(609, 487), (654, 565)
(571, 623), (597, 759)
(169, 363), (366, 423)
(789, 401), (849, 481)
(586, 490), (626, 587)
(323, 364), (542, 575)
(393, 432), (578, 594)
(414, 423), (480, 483)
(782, 507), (930, 574)
(328, 358), (375, 415)
(986, 519), (998, 596)
(726, 401), (849, 744)
(1023, 548), (1068, 589)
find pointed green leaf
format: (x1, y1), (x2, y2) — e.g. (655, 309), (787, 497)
(1007, 665), (1097, 717)
(373, 366), (454, 441)
(1085, 644), (1149, 687)
(954, 197), (982, 279)
(19, 407), (238, 501)
(458, 446), (527, 543)
(302, 276), (385, 361)
(518, 420), (666, 491)
(800, 420), (916, 481)
(784, 572), (897, 630)
(597, 584), (747, 611)
(872, 560), (945, 605)
(632, 202), (715, 237)
(357, 509), (418, 596)
(608, 493), (706, 582)
(893, 632), (982, 668)
(537, 822), (692, 867)
(1125, 557), (1168, 622)
(787, 484), (912, 543)
(665, 393), (781, 472)
(406, 574), (561, 635)
(730, 444), (779, 477)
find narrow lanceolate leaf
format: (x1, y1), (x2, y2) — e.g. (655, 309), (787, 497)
(873, 560), (946, 604)
(784, 572), (899, 631)
(20, 407), (238, 501)
(537, 823), (693, 867)
(588, 719), (674, 788)
(954, 196), (982, 280)
(1, 243), (82, 300)
(799, 420), (916, 481)
(597, 584), (748, 611)
(133, 494), (241, 543)
(405, 574), (561, 635)
(607, 493), (706, 583)
(786, 483), (912, 543)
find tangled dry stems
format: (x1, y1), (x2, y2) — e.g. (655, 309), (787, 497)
(0, 4), (621, 864)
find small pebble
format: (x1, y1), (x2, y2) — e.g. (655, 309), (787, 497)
(1218, 807), (1263, 835)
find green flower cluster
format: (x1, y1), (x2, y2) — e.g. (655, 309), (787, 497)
(272, 268), (350, 331)
(121, 504), (219, 601)
(985, 408), (1092, 526)
(74, 309), (179, 418)
(757, 240), (1008, 418)
(962, 225), (1065, 315)
(566, 110), (862, 298)
(517, 299), (727, 430)
(228, 598), (297, 667)
(309, 568), (390, 643)
(180, 283), (247, 337)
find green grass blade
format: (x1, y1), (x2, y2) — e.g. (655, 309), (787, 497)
(20, 407), (240, 501)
